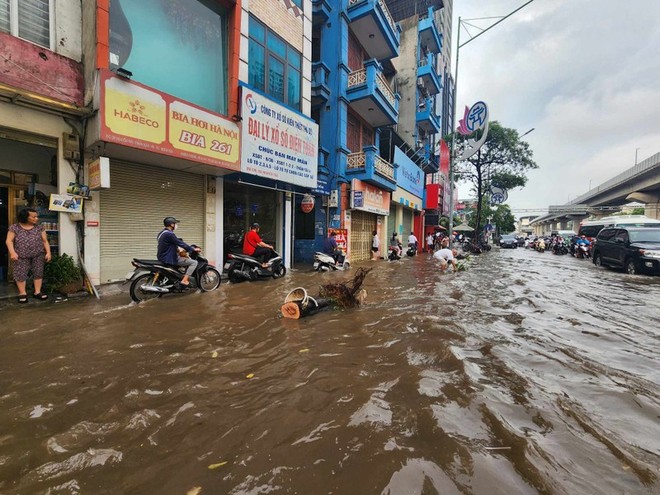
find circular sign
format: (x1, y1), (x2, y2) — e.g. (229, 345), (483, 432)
(301, 194), (315, 213)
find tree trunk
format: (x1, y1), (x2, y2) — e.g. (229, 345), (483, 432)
(281, 298), (330, 319)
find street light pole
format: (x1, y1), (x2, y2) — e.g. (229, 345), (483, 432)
(447, 0), (536, 242)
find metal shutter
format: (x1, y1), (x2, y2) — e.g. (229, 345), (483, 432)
(100, 162), (205, 283)
(402, 208), (413, 234)
(350, 210), (375, 262)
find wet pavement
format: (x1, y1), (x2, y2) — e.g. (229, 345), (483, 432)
(0, 248), (659, 494)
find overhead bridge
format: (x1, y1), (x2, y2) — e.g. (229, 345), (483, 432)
(530, 151), (660, 234)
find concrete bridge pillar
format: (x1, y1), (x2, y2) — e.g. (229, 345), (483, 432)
(626, 192), (660, 219)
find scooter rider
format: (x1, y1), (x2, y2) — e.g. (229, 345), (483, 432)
(389, 232), (402, 258)
(323, 231), (345, 265)
(157, 217), (201, 289)
(243, 222), (274, 268)
(407, 231), (418, 253)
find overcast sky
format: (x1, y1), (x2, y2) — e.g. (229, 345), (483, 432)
(451, 0), (660, 217)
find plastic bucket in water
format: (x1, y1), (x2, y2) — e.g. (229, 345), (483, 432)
(284, 287), (309, 306)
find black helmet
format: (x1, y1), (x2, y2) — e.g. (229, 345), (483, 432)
(163, 216), (179, 227)
(251, 222), (260, 229)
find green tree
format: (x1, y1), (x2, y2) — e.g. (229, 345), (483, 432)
(492, 204), (516, 233)
(454, 122), (537, 240)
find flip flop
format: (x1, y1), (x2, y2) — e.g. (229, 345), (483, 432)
(17, 295), (28, 304)
(33, 293), (49, 301)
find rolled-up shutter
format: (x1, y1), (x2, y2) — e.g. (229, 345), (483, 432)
(100, 162), (205, 283)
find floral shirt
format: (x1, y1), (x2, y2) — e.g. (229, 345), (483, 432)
(8, 223), (45, 258)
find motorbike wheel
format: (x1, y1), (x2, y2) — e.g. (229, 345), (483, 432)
(227, 268), (244, 284)
(199, 267), (221, 291)
(272, 265), (286, 278)
(130, 273), (164, 303)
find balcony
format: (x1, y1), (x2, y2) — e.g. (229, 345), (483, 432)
(311, 62), (331, 108)
(347, 0), (400, 61)
(346, 145), (397, 192)
(312, 0), (332, 25)
(417, 98), (441, 134)
(346, 59), (399, 127)
(417, 53), (442, 95)
(418, 8), (443, 53)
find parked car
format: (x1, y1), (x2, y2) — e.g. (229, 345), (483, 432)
(499, 234), (518, 249)
(592, 227), (660, 275)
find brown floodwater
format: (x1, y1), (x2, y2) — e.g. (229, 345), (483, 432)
(0, 248), (658, 494)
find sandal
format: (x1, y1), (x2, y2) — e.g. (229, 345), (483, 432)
(33, 292), (49, 301)
(17, 295), (28, 304)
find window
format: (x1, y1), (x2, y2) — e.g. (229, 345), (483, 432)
(249, 16), (301, 110)
(109, 0), (228, 114)
(0, 0), (51, 49)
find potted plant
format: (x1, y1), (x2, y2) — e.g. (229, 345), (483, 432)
(43, 253), (83, 295)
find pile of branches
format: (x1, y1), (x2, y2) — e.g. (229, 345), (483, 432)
(318, 267), (372, 308)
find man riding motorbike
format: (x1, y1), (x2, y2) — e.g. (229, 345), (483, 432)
(157, 217), (201, 290)
(243, 222), (275, 268)
(407, 231), (418, 253)
(323, 231), (345, 265)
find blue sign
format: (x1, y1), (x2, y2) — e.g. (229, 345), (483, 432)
(353, 191), (364, 208)
(311, 175), (331, 195)
(394, 146), (424, 198)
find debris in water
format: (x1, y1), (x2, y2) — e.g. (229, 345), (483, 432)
(208, 461), (228, 469)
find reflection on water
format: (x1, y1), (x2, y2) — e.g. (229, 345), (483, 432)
(0, 249), (658, 494)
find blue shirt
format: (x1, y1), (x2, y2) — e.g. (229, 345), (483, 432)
(323, 236), (338, 255)
(157, 229), (193, 265)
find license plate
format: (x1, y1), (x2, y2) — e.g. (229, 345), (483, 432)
(223, 262), (230, 270)
(313, 262), (319, 269)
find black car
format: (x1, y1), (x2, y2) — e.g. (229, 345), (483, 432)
(592, 227), (660, 275)
(499, 234), (518, 249)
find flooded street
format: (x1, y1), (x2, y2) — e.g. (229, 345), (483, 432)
(1, 248), (659, 495)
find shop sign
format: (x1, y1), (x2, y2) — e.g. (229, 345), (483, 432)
(350, 179), (390, 216)
(394, 146), (424, 198)
(328, 228), (348, 252)
(394, 187), (422, 211)
(240, 84), (318, 188)
(49, 194), (83, 213)
(439, 139), (450, 177)
(301, 194), (315, 213)
(100, 69), (240, 171)
(88, 156), (110, 190)
(311, 175), (330, 195)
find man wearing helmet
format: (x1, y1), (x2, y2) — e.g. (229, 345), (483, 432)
(157, 217), (201, 289)
(243, 222), (274, 267)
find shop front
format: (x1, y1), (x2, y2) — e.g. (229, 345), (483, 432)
(349, 179), (390, 262)
(86, 69), (241, 284)
(390, 146), (424, 245)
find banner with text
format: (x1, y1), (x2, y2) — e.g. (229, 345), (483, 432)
(350, 179), (390, 216)
(393, 146), (424, 198)
(100, 69), (240, 171)
(241, 85), (318, 188)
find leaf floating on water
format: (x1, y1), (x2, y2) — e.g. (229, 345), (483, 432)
(246, 373), (254, 379)
(212, 351), (218, 358)
(187, 487), (203, 495)
(299, 348), (310, 353)
(208, 461), (228, 469)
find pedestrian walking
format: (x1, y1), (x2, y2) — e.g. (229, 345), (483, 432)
(5, 208), (51, 303)
(426, 233), (434, 253)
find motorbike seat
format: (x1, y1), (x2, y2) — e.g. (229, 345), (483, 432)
(133, 258), (183, 270)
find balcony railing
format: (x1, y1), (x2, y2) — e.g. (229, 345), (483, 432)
(347, 68), (397, 110)
(347, 151), (395, 181)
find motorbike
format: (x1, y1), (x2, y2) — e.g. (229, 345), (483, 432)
(406, 243), (417, 257)
(225, 250), (286, 283)
(537, 240), (546, 253)
(388, 244), (402, 261)
(552, 242), (569, 255)
(575, 243), (591, 259)
(313, 251), (350, 271)
(127, 250), (221, 303)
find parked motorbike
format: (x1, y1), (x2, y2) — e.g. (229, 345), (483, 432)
(127, 250), (221, 303)
(225, 250), (286, 283)
(313, 252), (350, 271)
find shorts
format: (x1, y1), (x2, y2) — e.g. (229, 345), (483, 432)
(12, 255), (45, 282)
(371, 247), (378, 252)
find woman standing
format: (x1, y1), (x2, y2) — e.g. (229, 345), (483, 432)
(371, 230), (380, 260)
(5, 208), (51, 303)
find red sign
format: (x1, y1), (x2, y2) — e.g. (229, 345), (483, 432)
(86, 221), (99, 227)
(425, 183), (439, 209)
(440, 139), (450, 177)
(328, 229), (348, 252)
(301, 194), (315, 213)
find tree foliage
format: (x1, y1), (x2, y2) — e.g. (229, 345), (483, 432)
(453, 122), (537, 239)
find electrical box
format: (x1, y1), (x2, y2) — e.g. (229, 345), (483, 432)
(62, 133), (80, 161)
(328, 190), (339, 208)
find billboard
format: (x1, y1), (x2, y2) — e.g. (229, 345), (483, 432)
(350, 179), (390, 216)
(393, 146), (424, 198)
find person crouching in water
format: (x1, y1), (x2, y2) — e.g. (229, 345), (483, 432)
(433, 247), (458, 272)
